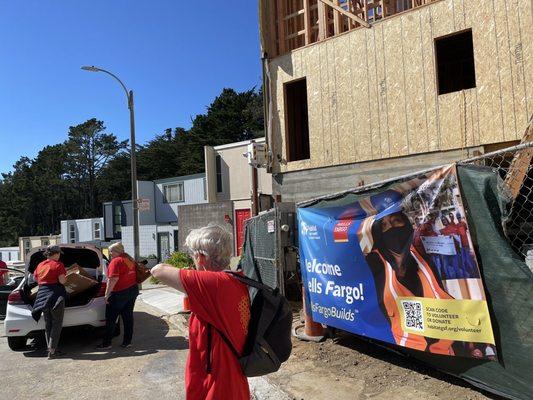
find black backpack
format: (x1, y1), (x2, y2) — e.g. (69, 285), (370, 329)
(206, 271), (293, 377)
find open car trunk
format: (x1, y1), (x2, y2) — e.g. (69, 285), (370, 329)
(23, 246), (104, 308)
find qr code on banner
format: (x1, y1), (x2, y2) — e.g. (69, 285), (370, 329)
(401, 300), (424, 331)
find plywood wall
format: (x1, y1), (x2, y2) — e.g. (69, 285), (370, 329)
(268, 0), (532, 173)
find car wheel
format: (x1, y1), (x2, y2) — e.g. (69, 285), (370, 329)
(7, 336), (27, 351)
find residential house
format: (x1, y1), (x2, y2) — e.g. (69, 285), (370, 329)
(201, 138), (273, 254)
(259, 0), (532, 202)
(0, 247), (20, 264)
(60, 218), (104, 245)
(18, 235), (61, 263)
(103, 173), (207, 261)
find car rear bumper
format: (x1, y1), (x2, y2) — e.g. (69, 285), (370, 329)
(4, 297), (106, 337)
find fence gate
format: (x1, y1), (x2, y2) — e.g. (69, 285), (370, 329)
(240, 203), (298, 294)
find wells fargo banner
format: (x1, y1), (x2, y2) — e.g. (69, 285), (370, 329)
(299, 165), (497, 359)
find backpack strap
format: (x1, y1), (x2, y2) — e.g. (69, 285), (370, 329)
(223, 270), (270, 291)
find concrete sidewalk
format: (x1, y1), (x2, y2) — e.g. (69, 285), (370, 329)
(137, 284), (291, 400)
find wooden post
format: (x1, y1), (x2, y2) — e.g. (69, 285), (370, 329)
(276, 0), (286, 54)
(317, 0), (328, 40)
(303, 0), (312, 45)
(333, 0), (343, 35)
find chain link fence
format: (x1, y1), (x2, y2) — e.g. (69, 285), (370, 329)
(461, 141), (533, 261)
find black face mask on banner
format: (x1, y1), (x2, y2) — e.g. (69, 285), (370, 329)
(381, 225), (413, 254)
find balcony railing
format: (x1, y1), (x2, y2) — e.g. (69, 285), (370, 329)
(262, 0), (437, 58)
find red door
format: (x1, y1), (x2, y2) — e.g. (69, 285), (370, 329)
(235, 209), (251, 256)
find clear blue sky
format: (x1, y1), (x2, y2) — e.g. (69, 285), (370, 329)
(0, 0), (262, 174)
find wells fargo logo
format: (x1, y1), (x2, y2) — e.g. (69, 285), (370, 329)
(333, 220), (354, 243)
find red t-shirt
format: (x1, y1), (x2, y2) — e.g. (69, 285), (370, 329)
(107, 255), (137, 292)
(180, 269), (250, 400)
(0, 260), (8, 283)
(34, 259), (67, 285)
(455, 220), (470, 247)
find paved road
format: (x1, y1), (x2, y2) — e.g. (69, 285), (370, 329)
(0, 301), (189, 399)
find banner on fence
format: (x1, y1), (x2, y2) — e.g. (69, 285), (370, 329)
(299, 165), (496, 359)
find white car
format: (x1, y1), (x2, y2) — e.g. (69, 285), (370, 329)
(4, 244), (108, 351)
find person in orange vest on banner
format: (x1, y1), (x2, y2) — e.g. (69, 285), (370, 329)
(0, 260), (8, 285)
(97, 242), (139, 350)
(151, 225), (251, 400)
(363, 211), (455, 355)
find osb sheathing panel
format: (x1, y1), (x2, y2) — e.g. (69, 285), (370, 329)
(269, 0), (532, 173)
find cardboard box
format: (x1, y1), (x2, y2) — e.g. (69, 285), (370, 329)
(67, 264), (93, 279)
(65, 267), (97, 296)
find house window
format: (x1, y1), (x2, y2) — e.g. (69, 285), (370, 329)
(94, 222), (101, 239)
(24, 239), (31, 255)
(215, 155), (223, 193)
(163, 182), (185, 203)
(203, 178), (207, 200)
(69, 224), (76, 243)
(284, 78), (310, 162)
(42, 238), (50, 246)
(114, 205), (122, 234)
(435, 30), (476, 95)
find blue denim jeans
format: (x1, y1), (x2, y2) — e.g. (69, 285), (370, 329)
(102, 284), (139, 346)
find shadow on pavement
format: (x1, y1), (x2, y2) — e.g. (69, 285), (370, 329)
(22, 311), (188, 361)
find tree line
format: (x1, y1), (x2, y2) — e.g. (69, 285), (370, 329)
(0, 88), (263, 246)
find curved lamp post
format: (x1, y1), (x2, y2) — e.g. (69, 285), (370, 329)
(81, 66), (140, 261)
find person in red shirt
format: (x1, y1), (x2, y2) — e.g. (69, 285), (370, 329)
(152, 225), (251, 400)
(98, 242), (139, 350)
(32, 245), (67, 359)
(0, 260), (8, 285)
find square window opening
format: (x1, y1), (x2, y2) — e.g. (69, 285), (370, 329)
(163, 183), (185, 203)
(284, 78), (310, 162)
(435, 30), (476, 95)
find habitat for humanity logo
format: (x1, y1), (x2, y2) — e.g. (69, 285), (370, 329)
(300, 221), (320, 240)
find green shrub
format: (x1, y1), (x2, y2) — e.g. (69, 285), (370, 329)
(149, 251), (194, 284)
(166, 251), (193, 269)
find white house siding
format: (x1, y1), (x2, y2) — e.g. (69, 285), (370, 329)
(154, 174), (207, 223)
(0, 247), (20, 262)
(60, 218), (104, 243)
(121, 224), (179, 261)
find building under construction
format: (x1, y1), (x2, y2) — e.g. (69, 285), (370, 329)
(258, 0), (532, 202)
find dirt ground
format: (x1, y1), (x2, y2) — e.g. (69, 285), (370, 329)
(265, 309), (501, 400)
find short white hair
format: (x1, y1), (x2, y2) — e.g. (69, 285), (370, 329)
(185, 224), (233, 269)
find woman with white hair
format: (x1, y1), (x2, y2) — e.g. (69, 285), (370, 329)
(97, 242), (139, 350)
(152, 224), (251, 400)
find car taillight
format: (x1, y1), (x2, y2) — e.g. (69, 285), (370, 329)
(96, 282), (107, 297)
(8, 290), (24, 305)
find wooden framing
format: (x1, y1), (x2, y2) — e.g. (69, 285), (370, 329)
(267, 0), (533, 174)
(268, 0), (441, 57)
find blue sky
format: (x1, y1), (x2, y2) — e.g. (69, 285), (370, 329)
(0, 0), (262, 174)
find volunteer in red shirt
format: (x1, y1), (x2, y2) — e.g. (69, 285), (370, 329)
(98, 242), (139, 350)
(152, 225), (251, 400)
(32, 245), (67, 359)
(0, 260), (8, 285)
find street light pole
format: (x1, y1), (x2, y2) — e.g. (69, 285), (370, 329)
(81, 66), (140, 261)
